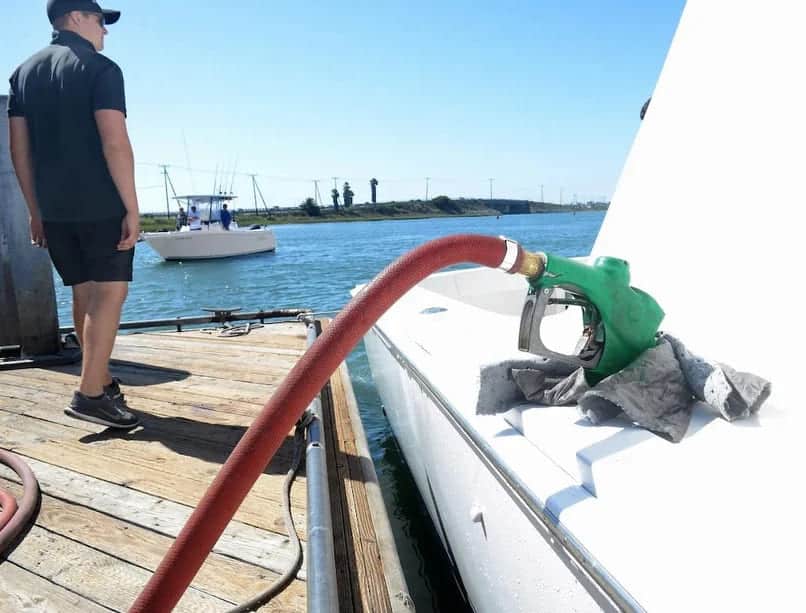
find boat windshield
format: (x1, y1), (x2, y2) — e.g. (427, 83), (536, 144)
(174, 195), (237, 225)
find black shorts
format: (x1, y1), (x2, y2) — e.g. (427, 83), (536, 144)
(43, 217), (134, 286)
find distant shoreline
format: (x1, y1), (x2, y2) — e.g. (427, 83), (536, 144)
(140, 197), (608, 232)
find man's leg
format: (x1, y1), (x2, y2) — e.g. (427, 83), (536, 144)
(72, 282), (116, 387)
(78, 281), (128, 397)
(72, 282), (90, 347)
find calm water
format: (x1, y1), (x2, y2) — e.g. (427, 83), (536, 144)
(54, 211), (605, 611)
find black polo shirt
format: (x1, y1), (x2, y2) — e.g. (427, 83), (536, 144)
(7, 30), (127, 222)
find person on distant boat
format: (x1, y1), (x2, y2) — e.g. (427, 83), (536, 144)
(220, 203), (232, 230)
(176, 205), (187, 230)
(188, 205), (202, 230)
(7, 0), (139, 429)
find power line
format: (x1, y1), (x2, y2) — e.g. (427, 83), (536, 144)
(135, 162), (468, 185)
(136, 162), (595, 209)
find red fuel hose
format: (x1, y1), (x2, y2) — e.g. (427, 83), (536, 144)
(0, 489), (18, 531)
(131, 234), (537, 612)
(0, 450), (40, 554)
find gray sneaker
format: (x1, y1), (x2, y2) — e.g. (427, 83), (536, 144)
(65, 391), (140, 429)
(103, 378), (128, 410)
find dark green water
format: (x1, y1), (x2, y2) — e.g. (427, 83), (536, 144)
(54, 212), (605, 611)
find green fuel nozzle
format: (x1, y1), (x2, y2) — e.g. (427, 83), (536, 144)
(516, 251), (664, 384)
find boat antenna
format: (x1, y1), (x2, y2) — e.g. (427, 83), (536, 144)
(220, 157), (230, 194)
(182, 129), (196, 192)
(212, 163), (219, 195)
(229, 155), (239, 195)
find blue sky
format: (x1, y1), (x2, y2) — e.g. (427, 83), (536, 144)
(5, 1), (686, 212)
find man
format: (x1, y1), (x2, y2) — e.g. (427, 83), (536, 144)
(8, 0), (139, 428)
(188, 205), (202, 230)
(220, 203), (232, 230)
(176, 205), (187, 230)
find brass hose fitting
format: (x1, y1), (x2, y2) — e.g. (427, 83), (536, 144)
(516, 249), (546, 279)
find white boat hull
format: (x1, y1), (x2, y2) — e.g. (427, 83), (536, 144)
(359, 1), (806, 610)
(142, 226), (276, 261)
(364, 307), (609, 612)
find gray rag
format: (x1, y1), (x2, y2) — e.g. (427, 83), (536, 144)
(478, 334), (771, 443)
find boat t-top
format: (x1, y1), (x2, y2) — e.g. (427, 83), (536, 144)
(142, 194), (276, 261)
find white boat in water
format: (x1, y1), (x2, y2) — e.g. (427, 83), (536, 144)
(142, 194), (276, 261)
(357, 2), (804, 611)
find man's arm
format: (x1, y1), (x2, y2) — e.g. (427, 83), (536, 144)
(95, 109), (140, 250)
(9, 117), (46, 246)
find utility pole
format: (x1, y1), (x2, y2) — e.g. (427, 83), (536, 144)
(540, 184), (544, 203)
(161, 165), (171, 216)
(250, 174), (258, 214)
(160, 165), (178, 216)
(488, 178), (494, 200)
(425, 177), (430, 201)
(251, 175), (270, 214)
(560, 188), (563, 206)
(313, 180), (322, 206)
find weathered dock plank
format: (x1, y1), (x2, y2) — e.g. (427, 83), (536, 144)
(0, 562), (109, 613)
(0, 477), (306, 610)
(0, 410), (306, 537)
(9, 525), (231, 612)
(0, 322), (406, 612)
(0, 458), (304, 578)
(327, 361), (393, 613)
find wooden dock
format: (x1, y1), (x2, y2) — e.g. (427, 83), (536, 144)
(0, 320), (410, 612)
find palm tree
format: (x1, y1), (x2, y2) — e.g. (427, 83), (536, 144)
(370, 177), (379, 203)
(343, 182), (354, 208)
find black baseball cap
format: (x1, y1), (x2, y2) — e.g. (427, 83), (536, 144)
(47, 0), (121, 25)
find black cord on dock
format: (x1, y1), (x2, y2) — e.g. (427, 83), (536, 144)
(226, 422), (307, 612)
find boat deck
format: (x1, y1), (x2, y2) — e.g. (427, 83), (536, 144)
(0, 321), (406, 611)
